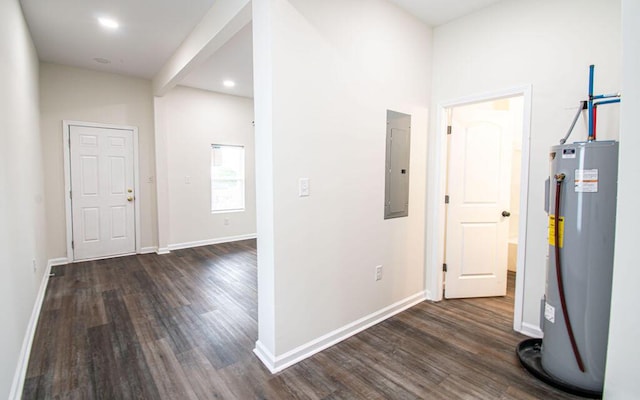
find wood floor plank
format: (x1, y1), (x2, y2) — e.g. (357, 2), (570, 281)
(140, 338), (199, 400)
(176, 348), (240, 400)
(94, 290), (162, 399)
(24, 241), (587, 399)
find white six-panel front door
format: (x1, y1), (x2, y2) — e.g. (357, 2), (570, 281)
(70, 125), (136, 260)
(444, 107), (512, 299)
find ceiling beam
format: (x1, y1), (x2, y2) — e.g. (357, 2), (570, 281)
(152, 0), (251, 96)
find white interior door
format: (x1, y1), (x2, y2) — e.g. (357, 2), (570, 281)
(70, 125), (136, 260)
(444, 105), (512, 298)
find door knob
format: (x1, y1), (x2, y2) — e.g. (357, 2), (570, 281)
(127, 196), (134, 202)
(502, 211), (511, 217)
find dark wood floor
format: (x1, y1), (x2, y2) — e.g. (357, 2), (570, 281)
(23, 240), (585, 399)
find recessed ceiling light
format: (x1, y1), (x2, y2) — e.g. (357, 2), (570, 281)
(98, 17), (119, 29)
(223, 80), (236, 88)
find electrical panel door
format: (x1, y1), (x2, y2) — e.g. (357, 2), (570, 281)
(385, 110), (411, 219)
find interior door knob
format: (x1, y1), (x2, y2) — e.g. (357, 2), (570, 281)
(502, 211), (511, 217)
(127, 196), (134, 202)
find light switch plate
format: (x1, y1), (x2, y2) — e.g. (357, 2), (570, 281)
(299, 178), (310, 197)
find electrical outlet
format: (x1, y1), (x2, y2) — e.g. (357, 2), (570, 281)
(375, 265), (383, 281)
(32, 259), (37, 272)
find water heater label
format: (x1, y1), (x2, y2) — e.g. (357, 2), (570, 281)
(548, 215), (565, 248)
(574, 169), (598, 193)
(545, 302), (555, 323)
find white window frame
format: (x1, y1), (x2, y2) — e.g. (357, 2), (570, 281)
(211, 144), (246, 213)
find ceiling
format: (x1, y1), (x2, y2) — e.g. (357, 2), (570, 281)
(20, 0), (216, 79)
(388, 0), (503, 26)
(179, 23), (254, 98)
(20, 0), (504, 99)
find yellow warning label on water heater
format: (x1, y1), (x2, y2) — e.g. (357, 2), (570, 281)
(548, 215), (565, 248)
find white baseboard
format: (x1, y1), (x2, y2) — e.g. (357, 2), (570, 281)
(140, 246), (158, 254)
(156, 247), (171, 255)
(254, 291), (427, 373)
(9, 259), (55, 399)
(167, 234), (257, 251)
(253, 341), (276, 373)
(48, 257), (69, 267)
(425, 289), (434, 301)
(519, 321), (544, 338)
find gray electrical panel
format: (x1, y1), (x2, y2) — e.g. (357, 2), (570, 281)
(384, 110), (411, 219)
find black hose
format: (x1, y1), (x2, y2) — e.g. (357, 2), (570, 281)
(554, 173), (586, 372)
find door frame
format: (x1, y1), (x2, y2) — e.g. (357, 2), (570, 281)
(63, 120), (142, 262)
(427, 85), (532, 334)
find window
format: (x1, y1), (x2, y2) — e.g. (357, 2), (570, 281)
(211, 144), (245, 212)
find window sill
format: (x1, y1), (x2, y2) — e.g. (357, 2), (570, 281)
(211, 209), (245, 215)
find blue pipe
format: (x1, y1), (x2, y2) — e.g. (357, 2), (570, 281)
(593, 93), (621, 100)
(593, 99), (621, 106)
(589, 64), (594, 97)
(588, 65), (594, 139)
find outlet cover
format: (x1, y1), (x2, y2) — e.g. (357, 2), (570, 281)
(375, 265), (383, 281)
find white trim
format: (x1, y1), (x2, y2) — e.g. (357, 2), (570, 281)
(156, 248), (171, 255)
(133, 126), (142, 254)
(48, 257), (70, 267)
(140, 246), (158, 254)
(428, 85), (533, 334)
(63, 122), (73, 261)
(427, 103), (449, 301)
(9, 261), (54, 400)
(512, 87), (533, 333)
(62, 120), (142, 261)
(67, 252), (137, 263)
(168, 234), (257, 251)
(519, 322), (544, 339)
(253, 341), (277, 373)
(253, 291), (427, 373)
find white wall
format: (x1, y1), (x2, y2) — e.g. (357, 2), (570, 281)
(253, 0), (431, 362)
(39, 63), (157, 258)
(429, 0), (621, 329)
(604, 1), (640, 397)
(0, 0), (48, 397)
(154, 86), (256, 248)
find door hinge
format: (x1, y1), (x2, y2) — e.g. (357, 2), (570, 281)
(70, 191), (72, 199)
(443, 263), (447, 272)
(71, 240), (74, 249)
(447, 125), (452, 135)
(444, 195), (450, 204)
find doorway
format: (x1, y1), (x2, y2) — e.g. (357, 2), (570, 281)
(429, 86), (532, 333)
(444, 96), (523, 298)
(63, 121), (142, 261)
